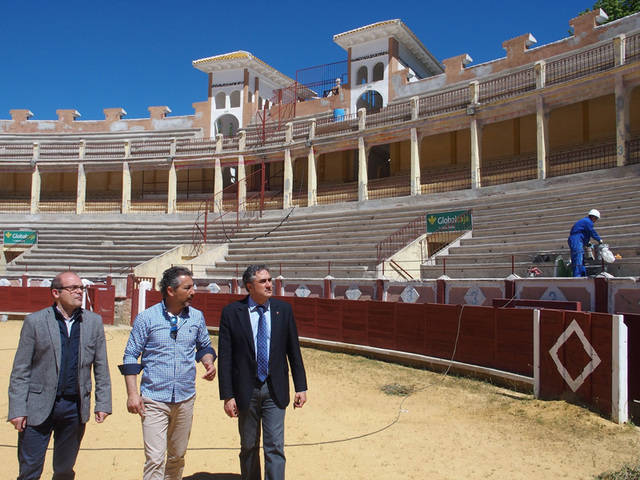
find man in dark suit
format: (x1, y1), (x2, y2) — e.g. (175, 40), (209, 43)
(8, 271), (112, 480)
(218, 264), (307, 480)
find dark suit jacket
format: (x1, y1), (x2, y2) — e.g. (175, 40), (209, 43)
(218, 296), (307, 410)
(8, 306), (112, 426)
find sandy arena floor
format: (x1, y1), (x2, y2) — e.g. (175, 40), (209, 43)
(0, 321), (639, 479)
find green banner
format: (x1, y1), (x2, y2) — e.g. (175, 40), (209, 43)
(426, 210), (472, 233)
(3, 230), (37, 246)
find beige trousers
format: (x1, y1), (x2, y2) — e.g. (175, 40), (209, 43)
(141, 395), (195, 480)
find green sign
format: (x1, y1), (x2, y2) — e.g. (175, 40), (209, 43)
(3, 230), (37, 246)
(426, 210), (472, 233)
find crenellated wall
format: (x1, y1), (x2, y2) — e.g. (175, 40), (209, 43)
(1, 102), (211, 137)
(393, 10), (640, 100)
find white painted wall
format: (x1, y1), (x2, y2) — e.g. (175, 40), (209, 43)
(350, 38), (389, 113)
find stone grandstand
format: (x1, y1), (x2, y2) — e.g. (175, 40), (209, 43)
(2, 164), (638, 280)
(1, 10), (640, 283)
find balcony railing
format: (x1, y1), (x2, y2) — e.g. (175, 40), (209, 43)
(418, 86), (469, 117)
(478, 66), (536, 104)
(367, 102), (412, 129)
(625, 32), (640, 62)
(546, 42), (615, 86)
(315, 113), (359, 137)
(547, 140), (617, 177)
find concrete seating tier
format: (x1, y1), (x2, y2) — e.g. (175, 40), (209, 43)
(211, 164), (640, 280)
(420, 166), (640, 278)
(1, 216), (200, 277)
(1, 165), (638, 281)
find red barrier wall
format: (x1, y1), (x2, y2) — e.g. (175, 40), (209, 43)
(623, 313), (640, 423)
(538, 310), (613, 417)
(134, 290), (627, 421)
(0, 284), (115, 324)
(87, 285), (116, 325)
(137, 291), (535, 378)
(0, 286), (51, 312)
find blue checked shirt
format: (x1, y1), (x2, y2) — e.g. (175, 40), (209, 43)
(120, 301), (216, 403)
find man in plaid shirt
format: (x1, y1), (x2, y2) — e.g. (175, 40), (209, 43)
(119, 266), (216, 480)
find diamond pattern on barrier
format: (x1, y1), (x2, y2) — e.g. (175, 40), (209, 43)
(548, 319), (601, 393)
(295, 284), (311, 297)
(207, 283), (221, 294)
(400, 286), (419, 303)
(345, 284), (362, 301)
(464, 286), (486, 306)
(541, 286), (567, 302)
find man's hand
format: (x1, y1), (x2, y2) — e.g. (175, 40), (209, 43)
(201, 362), (216, 381)
(224, 398), (238, 418)
(95, 411), (110, 423)
(9, 416), (26, 432)
(293, 391), (307, 409)
(127, 392), (145, 417)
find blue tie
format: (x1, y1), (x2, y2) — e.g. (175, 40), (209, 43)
(256, 305), (269, 382)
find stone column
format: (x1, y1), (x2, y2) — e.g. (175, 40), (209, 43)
(76, 163), (86, 214)
(410, 127), (421, 196)
(614, 34), (626, 67)
(30, 164), (41, 214)
(213, 158), (223, 212)
(615, 75), (630, 167)
(237, 131), (247, 212)
(411, 96), (419, 121)
(469, 81), (481, 189)
(536, 96), (549, 179)
(122, 162), (131, 214)
(307, 147), (317, 207)
(283, 149), (293, 209)
(167, 161), (177, 214)
(358, 107), (366, 131)
(358, 136), (368, 201)
(470, 119), (481, 189)
(213, 133), (224, 212)
(535, 61), (546, 89)
(283, 122), (293, 209)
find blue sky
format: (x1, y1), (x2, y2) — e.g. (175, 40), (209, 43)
(0, 0), (597, 121)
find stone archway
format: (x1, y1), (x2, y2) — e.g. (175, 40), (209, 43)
(215, 114), (240, 137)
(356, 90), (383, 114)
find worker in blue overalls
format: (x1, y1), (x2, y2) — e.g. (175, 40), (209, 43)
(567, 209), (602, 277)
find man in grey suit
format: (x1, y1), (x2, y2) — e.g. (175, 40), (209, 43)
(8, 271), (112, 480)
(218, 264), (307, 480)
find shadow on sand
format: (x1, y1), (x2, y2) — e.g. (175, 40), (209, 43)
(183, 474), (241, 480)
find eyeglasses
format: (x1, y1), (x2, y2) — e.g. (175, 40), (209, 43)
(169, 316), (178, 340)
(59, 285), (86, 292)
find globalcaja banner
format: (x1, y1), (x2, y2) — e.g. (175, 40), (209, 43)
(426, 210), (472, 233)
(3, 230), (37, 246)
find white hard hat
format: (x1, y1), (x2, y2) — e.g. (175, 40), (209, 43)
(588, 209), (600, 219)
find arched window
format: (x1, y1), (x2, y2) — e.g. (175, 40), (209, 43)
(258, 97), (263, 109)
(356, 66), (368, 85)
(372, 62), (384, 82)
(230, 90), (241, 108)
(247, 91), (253, 103)
(356, 90), (383, 114)
(215, 114), (239, 137)
(215, 92), (226, 109)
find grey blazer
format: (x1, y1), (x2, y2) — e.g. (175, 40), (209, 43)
(8, 306), (112, 426)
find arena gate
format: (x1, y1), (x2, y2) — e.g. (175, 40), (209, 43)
(135, 289), (628, 422)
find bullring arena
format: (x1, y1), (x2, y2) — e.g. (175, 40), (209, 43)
(2, 9), (640, 479)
